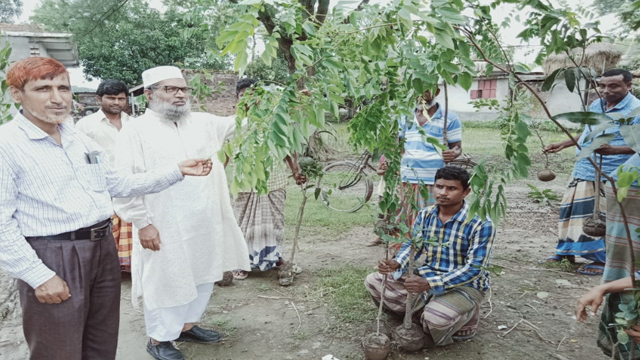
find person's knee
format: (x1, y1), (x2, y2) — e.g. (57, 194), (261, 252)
(421, 306), (461, 330)
(364, 273), (381, 296)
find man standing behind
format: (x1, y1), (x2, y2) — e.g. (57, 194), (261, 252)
(113, 66), (250, 360)
(542, 69), (640, 275)
(365, 167), (495, 346)
(75, 79), (133, 271)
(370, 87), (463, 246)
(0, 57), (212, 360)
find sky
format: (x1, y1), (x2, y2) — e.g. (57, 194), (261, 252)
(18, 0), (622, 89)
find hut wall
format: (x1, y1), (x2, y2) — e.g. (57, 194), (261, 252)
(183, 70), (239, 117)
(546, 78), (589, 116)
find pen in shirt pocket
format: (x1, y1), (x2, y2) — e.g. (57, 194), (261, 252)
(85, 151), (101, 164)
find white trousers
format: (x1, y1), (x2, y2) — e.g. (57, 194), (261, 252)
(144, 283), (214, 341)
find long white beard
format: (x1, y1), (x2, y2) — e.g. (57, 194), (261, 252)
(150, 97), (191, 122)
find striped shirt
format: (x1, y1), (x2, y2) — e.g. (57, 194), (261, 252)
(0, 112), (183, 288)
(399, 105), (462, 184)
(573, 93), (640, 181)
(393, 201), (496, 296)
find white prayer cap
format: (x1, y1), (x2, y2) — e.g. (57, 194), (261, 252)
(142, 66), (185, 88)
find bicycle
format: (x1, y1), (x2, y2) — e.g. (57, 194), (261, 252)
(316, 150), (477, 213)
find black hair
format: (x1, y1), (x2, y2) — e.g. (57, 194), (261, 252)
(602, 69), (633, 84)
(434, 167), (471, 190)
(96, 79), (128, 97)
(236, 78), (257, 95)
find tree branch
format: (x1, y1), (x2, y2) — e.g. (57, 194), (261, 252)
(315, 0), (330, 24)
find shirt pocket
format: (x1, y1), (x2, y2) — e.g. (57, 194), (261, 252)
(77, 164), (107, 193)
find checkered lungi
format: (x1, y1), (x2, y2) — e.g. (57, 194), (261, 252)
(365, 272), (483, 346)
(111, 214), (132, 271)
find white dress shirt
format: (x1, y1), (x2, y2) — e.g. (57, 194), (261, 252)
(0, 112), (184, 289)
(75, 110), (130, 165)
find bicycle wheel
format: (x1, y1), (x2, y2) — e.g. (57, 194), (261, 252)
(448, 155), (477, 171)
(317, 161), (373, 213)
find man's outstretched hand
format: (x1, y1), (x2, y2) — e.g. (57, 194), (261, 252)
(178, 158), (213, 176)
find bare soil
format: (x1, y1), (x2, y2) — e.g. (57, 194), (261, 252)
(0, 175), (606, 360)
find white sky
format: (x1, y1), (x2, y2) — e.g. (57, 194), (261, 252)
(18, 0), (621, 89)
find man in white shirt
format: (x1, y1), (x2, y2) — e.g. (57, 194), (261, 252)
(0, 57), (213, 360)
(113, 66), (250, 360)
(75, 79), (134, 271)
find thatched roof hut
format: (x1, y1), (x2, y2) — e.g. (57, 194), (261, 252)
(543, 42), (623, 76)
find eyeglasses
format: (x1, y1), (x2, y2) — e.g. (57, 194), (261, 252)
(163, 86), (192, 95)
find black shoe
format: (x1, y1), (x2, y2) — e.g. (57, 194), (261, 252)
(146, 339), (184, 360)
(176, 325), (223, 344)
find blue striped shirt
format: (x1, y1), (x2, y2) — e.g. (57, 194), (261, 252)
(393, 201), (496, 296)
(399, 105), (462, 184)
(0, 112), (184, 288)
(573, 93), (640, 181)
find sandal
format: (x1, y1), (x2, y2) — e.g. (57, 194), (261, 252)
(577, 263), (605, 276)
(232, 270), (248, 280)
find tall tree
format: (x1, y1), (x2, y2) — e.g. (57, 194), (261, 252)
(0, 0), (22, 23)
(30, 0), (230, 86)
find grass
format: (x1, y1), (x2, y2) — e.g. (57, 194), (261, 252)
(312, 266), (377, 323)
(539, 258), (580, 272)
(283, 183), (377, 241)
(204, 318), (237, 337)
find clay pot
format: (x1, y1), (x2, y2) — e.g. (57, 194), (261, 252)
(583, 215), (606, 237)
(215, 271), (234, 287)
(537, 169), (556, 182)
(362, 333), (391, 360)
(394, 323), (425, 352)
(278, 263), (294, 286)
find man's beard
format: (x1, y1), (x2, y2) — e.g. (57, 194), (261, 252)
(415, 98), (437, 111)
(24, 104), (70, 124)
(149, 97), (191, 122)
(102, 105), (122, 115)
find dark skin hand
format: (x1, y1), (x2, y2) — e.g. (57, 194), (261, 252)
(377, 260), (431, 294)
(594, 143), (635, 155)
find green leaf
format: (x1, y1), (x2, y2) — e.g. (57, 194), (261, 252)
(542, 69), (561, 92)
(457, 72), (473, 91)
(576, 134), (616, 160)
(440, 62), (461, 74)
(620, 124), (640, 154)
(565, 68), (576, 93)
(551, 111), (610, 126)
(584, 121), (616, 142)
(238, 0), (262, 4)
(426, 136), (447, 150)
(302, 21), (316, 36)
(434, 31), (454, 50)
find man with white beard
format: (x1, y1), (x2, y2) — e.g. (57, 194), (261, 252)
(113, 66), (250, 360)
(0, 58), (213, 360)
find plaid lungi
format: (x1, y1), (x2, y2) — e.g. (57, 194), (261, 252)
(365, 272), (483, 346)
(111, 214), (132, 271)
(598, 293), (640, 359)
(603, 184), (640, 283)
(555, 178), (607, 263)
(233, 188), (286, 271)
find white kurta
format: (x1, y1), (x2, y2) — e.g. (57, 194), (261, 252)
(113, 109), (250, 310)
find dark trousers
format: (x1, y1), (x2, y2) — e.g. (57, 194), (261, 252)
(18, 232), (121, 360)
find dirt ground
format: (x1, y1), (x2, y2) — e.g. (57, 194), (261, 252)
(0, 174), (607, 360)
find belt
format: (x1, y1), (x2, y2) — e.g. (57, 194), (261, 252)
(25, 219), (112, 241)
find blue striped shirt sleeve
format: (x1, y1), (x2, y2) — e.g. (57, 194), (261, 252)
(424, 219), (496, 295)
(446, 114), (462, 144)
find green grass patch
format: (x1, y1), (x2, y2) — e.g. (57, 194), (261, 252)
(284, 184), (377, 240)
(204, 318), (237, 337)
(314, 266), (377, 323)
(539, 258), (579, 272)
